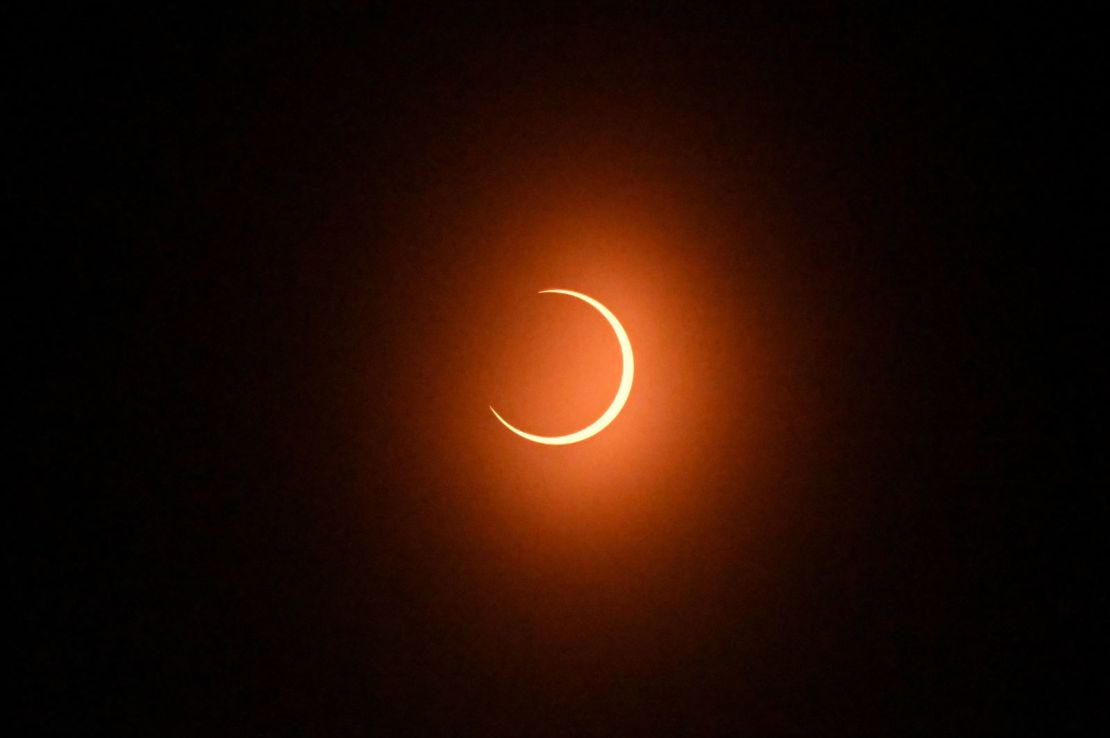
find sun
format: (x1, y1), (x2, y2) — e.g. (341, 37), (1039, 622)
(490, 289), (633, 445)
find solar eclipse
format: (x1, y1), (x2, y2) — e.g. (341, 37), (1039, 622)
(489, 289), (634, 445)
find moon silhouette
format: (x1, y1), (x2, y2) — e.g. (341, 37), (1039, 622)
(490, 289), (634, 445)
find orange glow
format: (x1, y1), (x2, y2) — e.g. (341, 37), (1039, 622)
(489, 289), (633, 445)
(339, 104), (790, 650)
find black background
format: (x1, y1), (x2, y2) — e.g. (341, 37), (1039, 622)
(20, 6), (1094, 735)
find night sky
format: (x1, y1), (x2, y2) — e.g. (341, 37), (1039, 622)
(22, 7), (1092, 735)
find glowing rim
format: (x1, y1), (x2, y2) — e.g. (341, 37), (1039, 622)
(490, 289), (633, 445)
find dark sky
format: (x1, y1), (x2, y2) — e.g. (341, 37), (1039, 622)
(22, 6), (1093, 735)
